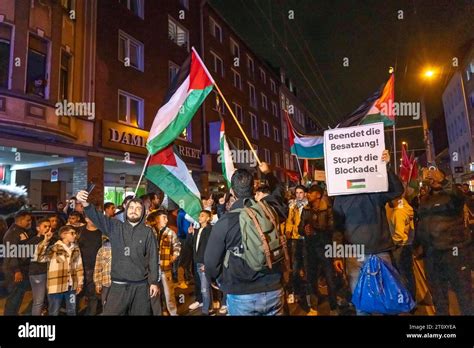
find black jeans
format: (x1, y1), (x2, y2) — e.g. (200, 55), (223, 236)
(425, 247), (472, 315)
(288, 239), (305, 295)
(80, 269), (99, 316)
(4, 271), (29, 316)
(391, 245), (416, 300)
(303, 244), (338, 310)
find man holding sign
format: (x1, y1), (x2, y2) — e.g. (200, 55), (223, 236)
(331, 148), (403, 308)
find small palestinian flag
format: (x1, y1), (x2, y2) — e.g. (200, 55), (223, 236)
(219, 120), (235, 188)
(347, 178), (366, 189)
(146, 47), (214, 155)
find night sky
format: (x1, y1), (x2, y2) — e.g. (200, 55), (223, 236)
(210, 0), (474, 155)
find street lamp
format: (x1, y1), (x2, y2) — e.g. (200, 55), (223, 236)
(420, 66), (439, 165)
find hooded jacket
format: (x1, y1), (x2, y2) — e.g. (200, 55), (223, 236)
(332, 169), (404, 254)
(84, 200), (159, 284)
(417, 186), (471, 250)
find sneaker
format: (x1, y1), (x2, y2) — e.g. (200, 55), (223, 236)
(219, 305), (228, 314)
(188, 301), (203, 311)
(306, 308), (318, 316)
(177, 281), (188, 289)
(287, 293), (295, 304)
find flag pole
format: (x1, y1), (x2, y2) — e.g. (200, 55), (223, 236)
(134, 154), (151, 197)
(213, 82), (262, 166)
(393, 124), (397, 174)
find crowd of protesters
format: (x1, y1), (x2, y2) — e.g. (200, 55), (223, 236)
(0, 149), (472, 316)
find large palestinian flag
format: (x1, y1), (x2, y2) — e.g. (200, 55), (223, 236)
(146, 47), (214, 155)
(145, 145), (202, 220)
(338, 74), (395, 128)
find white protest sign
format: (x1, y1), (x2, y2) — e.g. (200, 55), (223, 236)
(324, 122), (388, 196)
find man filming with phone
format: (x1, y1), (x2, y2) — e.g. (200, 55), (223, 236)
(76, 187), (160, 315)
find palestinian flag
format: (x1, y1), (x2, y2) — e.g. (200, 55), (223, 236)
(145, 145), (202, 220)
(219, 120), (235, 187)
(338, 74), (395, 128)
(146, 47), (214, 155)
(347, 178), (366, 189)
(285, 111), (324, 159)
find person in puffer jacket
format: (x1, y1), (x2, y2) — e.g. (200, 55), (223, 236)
(417, 168), (472, 315)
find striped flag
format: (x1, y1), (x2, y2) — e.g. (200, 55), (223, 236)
(285, 111), (324, 159)
(146, 47), (214, 155)
(347, 178), (366, 189)
(145, 145), (202, 220)
(219, 120), (235, 187)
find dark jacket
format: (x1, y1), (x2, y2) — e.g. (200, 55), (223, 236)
(332, 169), (404, 254)
(417, 186), (471, 250)
(29, 234), (48, 275)
(298, 203), (331, 246)
(204, 172), (286, 295)
(192, 225), (212, 264)
(2, 224), (35, 274)
(84, 202), (159, 285)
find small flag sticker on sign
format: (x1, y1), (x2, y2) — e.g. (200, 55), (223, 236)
(347, 178), (366, 189)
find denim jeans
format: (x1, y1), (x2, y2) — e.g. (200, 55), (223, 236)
(48, 288), (77, 316)
(197, 263), (212, 314)
(288, 239), (305, 294)
(29, 274), (47, 316)
(4, 272), (29, 316)
(81, 269), (98, 316)
(227, 288), (284, 316)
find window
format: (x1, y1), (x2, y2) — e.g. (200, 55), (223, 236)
(247, 55), (254, 77)
(271, 101), (278, 117)
(61, 0), (75, 12)
(259, 68), (266, 84)
(233, 102), (243, 123)
(250, 113), (258, 139)
(270, 79), (276, 94)
(264, 149), (271, 163)
(263, 121), (269, 137)
(209, 17), (222, 43)
(118, 31), (144, 71)
(179, 0), (189, 9)
(118, 90), (144, 128)
(0, 24), (12, 89)
(168, 17), (189, 50)
(235, 137), (244, 150)
(248, 83), (257, 108)
(283, 123), (288, 139)
(210, 51), (224, 77)
(27, 34), (49, 98)
(273, 127), (280, 142)
(59, 50), (71, 101)
(274, 153), (281, 167)
(232, 69), (241, 89)
(284, 153), (290, 169)
(230, 38), (240, 59)
(168, 61), (180, 84)
(261, 93), (268, 110)
(118, 0), (144, 19)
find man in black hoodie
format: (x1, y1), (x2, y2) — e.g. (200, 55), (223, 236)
(204, 162), (288, 316)
(417, 168), (472, 315)
(76, 190), (159, 315)
(332, 150), (404, 310)
(3, 210), (34, 315)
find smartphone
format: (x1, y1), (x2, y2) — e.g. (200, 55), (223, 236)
(86, 182), (96, 194)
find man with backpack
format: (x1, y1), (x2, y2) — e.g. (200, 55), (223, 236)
(204, 162), (289, 316)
